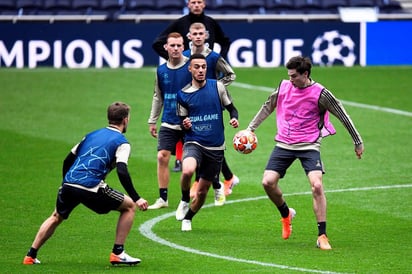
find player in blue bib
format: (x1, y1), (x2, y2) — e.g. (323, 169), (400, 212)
(175, 53), (239, 231)
(23, 102), (148, 266)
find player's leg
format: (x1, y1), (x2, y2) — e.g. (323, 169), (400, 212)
(114, 195), (137, 246)
(307, 170), (331, 249)
(176, 143), (198, 221)
(148, 127), (179, 209)
(24, 185), (75, 264)
(263, 147), (296, 239)
(189, 171), (200, 198)
(221, 156), (239, 196)
(100, 188), (141, 265)
(23, 209), (64, 264)
(300, 150), (331, 250)
(181, 148), (222, 231)
(156, 149), (171, 196)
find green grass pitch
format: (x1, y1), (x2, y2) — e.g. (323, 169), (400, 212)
(0, 66), (411, 273)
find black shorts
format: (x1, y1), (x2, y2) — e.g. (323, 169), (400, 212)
(265, 146), (324, 178)
(56, 184), (124, 219)
(158, 126), (184, 154)
(183, 143), (223, 182)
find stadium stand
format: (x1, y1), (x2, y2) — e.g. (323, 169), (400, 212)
(207, 0), (241, 14)
(0, 0), (16, 15)
(377, 0), (403, 12)
(15, 0), (44, 15)
(265, 0), (296, 14)
(156, 0), (185, 14)
(294, 0), (325, 14)
(71, 0), (101, 15)
(348, 0), (376, 6)
(124, 0), (159, 14)
(42, 0), (74, 15)
(238, 0), (267, 14)
(100, 0), (123, 13)
(0, 0), (411, 21)
(320, 0), (349, 13)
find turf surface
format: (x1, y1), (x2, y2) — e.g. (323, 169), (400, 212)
(0, 66), (411, 273)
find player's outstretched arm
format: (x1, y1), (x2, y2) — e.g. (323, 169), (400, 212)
(355, 143), (364, 159)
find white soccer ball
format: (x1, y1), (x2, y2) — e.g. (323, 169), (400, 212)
(312, 30), (356, 67)
(233, 130), (258, 154)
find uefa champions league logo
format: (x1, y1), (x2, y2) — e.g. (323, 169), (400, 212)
(312, 30), (356, 66)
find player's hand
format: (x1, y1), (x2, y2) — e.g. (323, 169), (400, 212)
(355, 143), (364, 159)
(136, 198), (148, 211)
(182, 117), (192, 129)
(230, 118), (239, 128)
(149, 124), (157, 138)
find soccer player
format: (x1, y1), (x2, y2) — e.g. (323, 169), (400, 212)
(147, 32), (192, 210)
(246, 56), (364, 249)
(184, 22), (239, 200)
(153, 0), (232, 172)
(175, 53), (239, 231)
(23, 102), (148, 265)
(152, 0), (231, 60)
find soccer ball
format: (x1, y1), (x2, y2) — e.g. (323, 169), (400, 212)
(233, 130), (258, 154)
(312, 30), (356, 67)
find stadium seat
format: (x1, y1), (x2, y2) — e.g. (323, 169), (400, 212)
(124, 0), (158, 14)
(320, 0), (349, 13)
(42, 0), (73, 15)
(265, 0), (296, 14)
(238, 0), (266, 14)
(376, 0), (403, 13)
(348, 0), (377, 7)
(208, 0), (240, 14)
(99, 0), (124, 19)
(0, 0), (18, 15)
(156, 0), (185, 14)
(294, 0), (324, 14)
(100, 0), (123, 10)
(16, 0), (44, 15)
(72, 0), (101, 14)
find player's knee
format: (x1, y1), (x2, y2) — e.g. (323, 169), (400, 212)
(157, 150), (170, 163)
(120, 196), (137, 213)
(181, 170), (194, 181)
(262, 178), (277, 188)
(51, 211), (64, 224)
(311, 181), (324, 195)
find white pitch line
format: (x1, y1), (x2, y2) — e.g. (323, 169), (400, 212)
(139, 184), (412, 273)
(231, 82), (412, 117)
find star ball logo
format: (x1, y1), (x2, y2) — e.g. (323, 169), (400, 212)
(311, 30), (356, 66)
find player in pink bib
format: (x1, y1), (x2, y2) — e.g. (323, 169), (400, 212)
(247, 56), (364, 250)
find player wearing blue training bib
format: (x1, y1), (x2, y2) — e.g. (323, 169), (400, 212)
(175, 53), (239, 231)
(23, 102), (148, 266)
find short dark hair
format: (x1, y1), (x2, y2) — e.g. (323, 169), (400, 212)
(189, 53), (206, 62)
(107, 102), (130, 125)
(286, 56), (312, 77)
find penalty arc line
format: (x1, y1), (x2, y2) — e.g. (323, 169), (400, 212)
(139, 184), (412, 274)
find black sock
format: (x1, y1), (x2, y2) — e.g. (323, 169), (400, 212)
(27, 247), (38, 258)
(184, 209), (196, 221)
(160, 188), (168, 201)
(317, 222), (326, 236)
(277, 202), (289, 218)
(112, 244), (124, 255)
(212, 179), (221, 189)
(182, 190), (190, 203)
